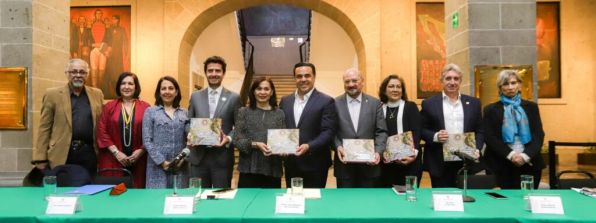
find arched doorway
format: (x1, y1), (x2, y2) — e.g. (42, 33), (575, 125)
(176, 0), (367, 98)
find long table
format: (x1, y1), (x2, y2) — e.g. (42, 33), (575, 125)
(0, 187), (594, 223)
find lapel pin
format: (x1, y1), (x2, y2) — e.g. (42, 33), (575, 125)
(221, 97), (227, 101)
(465, 101), (469, 105)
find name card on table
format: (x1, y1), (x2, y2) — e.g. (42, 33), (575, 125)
(163, 196), (194, 215)
(432, 192), (464, 212)
(46, 196), (80, 215)
(275, 194), (305, 214)
(529, 195), (564, 215)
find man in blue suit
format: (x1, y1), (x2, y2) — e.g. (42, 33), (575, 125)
(421, 63), (484, 188)
(280, 62), (337, 188)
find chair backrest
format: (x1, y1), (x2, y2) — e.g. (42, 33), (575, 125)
(94, 168), (134, 188)
(557, 170), (596, 189)
(48, 164), (92, 187)
(457, 174), (497, 189)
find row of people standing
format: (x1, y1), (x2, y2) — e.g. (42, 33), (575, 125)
(232, 61), (545, 189)
(32, 57), (544, 190)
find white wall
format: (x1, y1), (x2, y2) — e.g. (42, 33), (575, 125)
(190, 13), (245, 95)
(309, 11), (358, 98)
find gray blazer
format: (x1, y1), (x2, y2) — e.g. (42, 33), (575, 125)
(187, 87), (242, 165)
(333, 93), (387, 178)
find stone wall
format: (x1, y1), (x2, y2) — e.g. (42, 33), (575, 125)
(0, 0), (593, 179)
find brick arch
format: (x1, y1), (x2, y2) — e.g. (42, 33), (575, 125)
(176, 0), (366, 96)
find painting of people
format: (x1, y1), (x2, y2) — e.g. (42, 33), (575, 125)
(70, 6), (131, 99)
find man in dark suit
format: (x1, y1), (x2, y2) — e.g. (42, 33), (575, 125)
(421, 63), (483, 188)
(188, 56), (242, 188)
(280, 62), (337, 188)
(334, 68), (387, 188)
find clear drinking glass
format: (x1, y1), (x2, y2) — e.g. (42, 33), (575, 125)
(43, 176), (57, 200)
(189, 178), (202, 212)
(405, 176), (417, 202)
(291, 177), (303, 195)
(520, 175), (534, 199)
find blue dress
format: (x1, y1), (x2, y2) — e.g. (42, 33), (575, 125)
(142, 106), (189, 188)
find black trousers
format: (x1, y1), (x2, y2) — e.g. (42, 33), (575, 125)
(495, 162), (542, 189)
(65, 143), (97, 177)
(238, 173), (281, 188)
(378, 162), (422, 187)
(430, 161), (463, 188)
(284, 166), (329, 188)
(190, 163), (232, 189)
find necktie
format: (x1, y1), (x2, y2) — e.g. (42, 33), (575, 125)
(209, 90), (218, 118)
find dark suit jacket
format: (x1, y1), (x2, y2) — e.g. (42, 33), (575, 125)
(421, 94), (484, 177)
(280, 89), (337, 172)
(333, 93), (387, 178)
(483, 100), (545, 172)
(187, 87), (242, 166)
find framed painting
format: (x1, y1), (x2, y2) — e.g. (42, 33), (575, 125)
(0, 67), (27, 130)
(474, 65), (534, 107)
(70, 6), (131, 99)
(536, 2), (561, 98)
(415, 2), (446, 99)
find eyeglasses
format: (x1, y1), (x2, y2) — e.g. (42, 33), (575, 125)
(68, 70), (88, 76)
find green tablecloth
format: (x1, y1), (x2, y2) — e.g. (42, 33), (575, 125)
(0, 187), (594, 223)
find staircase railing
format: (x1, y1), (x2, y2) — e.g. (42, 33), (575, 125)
(237, 10), (256, 105)
(299, 11), (312, 62)
(239, 41), (255, 106)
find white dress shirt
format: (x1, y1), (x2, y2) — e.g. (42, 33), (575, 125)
(293, 88), (314, 126)
(208, 86), (223, 119)
(434, 92), (464, 142)
(346, 93), (362, 132)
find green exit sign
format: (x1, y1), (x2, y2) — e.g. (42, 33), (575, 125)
(452, 12), (459, 29)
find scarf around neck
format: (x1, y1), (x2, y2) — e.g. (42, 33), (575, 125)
(500, 93), (532, 144)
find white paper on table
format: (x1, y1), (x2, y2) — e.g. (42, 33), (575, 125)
(46, 196), (80, 215)
(529, 195), (564, 215)
(432, 193), (464, 212)
(275, 194), (305, 214)
(200, 189), (238, 199)
(285, 188), (321, 199)
(163, 196), (194, 215)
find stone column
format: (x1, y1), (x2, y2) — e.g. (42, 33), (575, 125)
(0, 0), (69, 183)
(445, 0), (536, 97)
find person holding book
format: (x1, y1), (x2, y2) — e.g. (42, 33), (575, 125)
(96, 72), (150, 188)
(234, 77), (286, 188)
(333, 68), (387, 188)
(187, 56), (242, 188)
(420, 63), (484, 188)
(483, 70), (545, 189)
(377, 74), (422, 187)
(279, 62), (337, 188)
